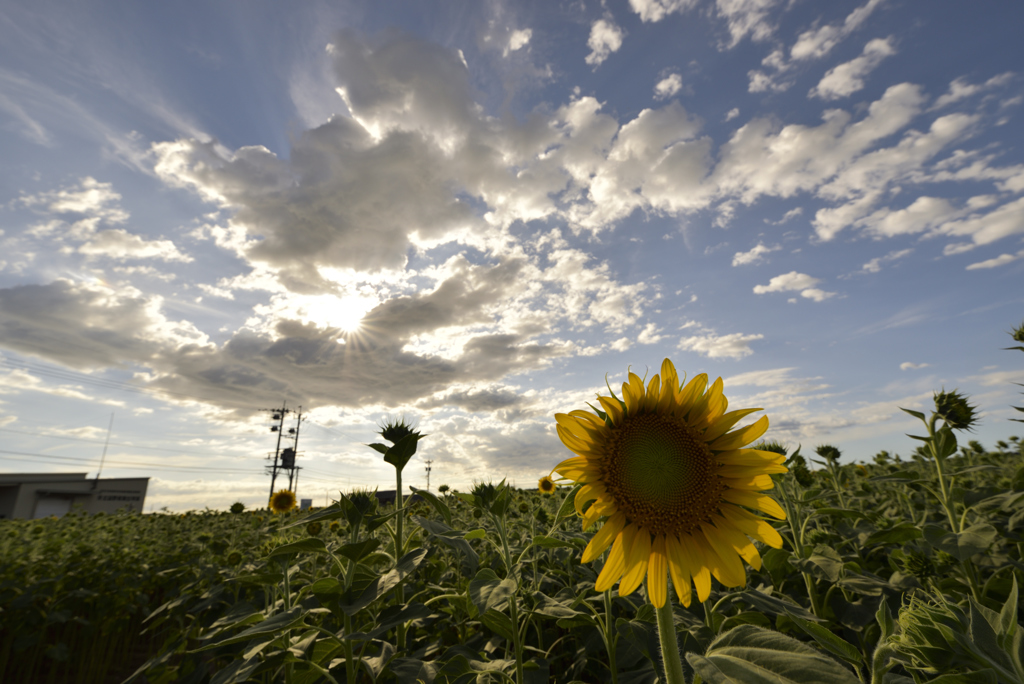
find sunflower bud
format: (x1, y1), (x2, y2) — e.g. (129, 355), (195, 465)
(230, 502), (245, 514)
(306, 521), (323, 536)
(932, 389), (978, 431)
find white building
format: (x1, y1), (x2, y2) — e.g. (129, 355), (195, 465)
(0, 473), (149, 519)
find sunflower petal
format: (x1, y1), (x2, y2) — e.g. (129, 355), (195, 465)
(623, 372), (646, 415)
(556, 424), (593, 454)
(704, 408), (764, 443)
(716, 448), (788, 466)
(644, 374), (661, 412)
(720, 488), (787, 520)
(660, 359), (679, 397)
(553, 456), (599, 482)
(719, 504), (784, 549)
(555, 413), (600, 442)
(665, 533), (693, 607)
(595, 529), (629, 592)
(678, 532), (712, 602)
(717, 463), (788, 478)
(677, 373), (708, 415)
(710, 514), (762, 571)
(709, 415), (770, 451)
(597, 395), (624, 425)
(568, 409), (608, 432)
(581, 497), (617, 530)
(582, 512), (627, 563)
(574, 482), (607, 514)
(720, 474), (775, 490)
(696, 522), (747, 587)
(648, 536), (669, 608)
(618, 528), (651, 597)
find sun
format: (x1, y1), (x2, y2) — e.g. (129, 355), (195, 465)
(305, 294), (373, 333)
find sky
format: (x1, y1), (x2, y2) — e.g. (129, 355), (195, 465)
(1, 0), (1023, 512)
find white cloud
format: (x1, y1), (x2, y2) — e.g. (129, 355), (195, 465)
(732, 241), (780, 266)
(859, 248), (911, 273)
(934, 72), (1015, 109)
(629, 0), (697, 23)
(505, 29), (532, 56)
(611, 337), (632, 351)
(78, 229), (192, 262)
(810, 37), (895, 100)
(725, 107), (740, 121)
(749, 0), (887, 93)
(679, 331), (764, 359)
(790, 0), (887, 61)
(654, 73), (683, 100)
(857, 196), (955, 238)
(716, 83), (926, 207)
(936, 196), (1024, 251)
(753, 271), (836, 301)
(965, 250), (1024, 270)
(637, 323), (664, 344)
(19, 176), (129, 224)
(900, 362), (930, 370)
(585, 19), (625, 67)
(715, 0), (780, 47)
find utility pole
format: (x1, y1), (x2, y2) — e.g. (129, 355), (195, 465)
(260, 403), (290, 506)
(424, 459), (433, 491)
(285, 408), (304, 494)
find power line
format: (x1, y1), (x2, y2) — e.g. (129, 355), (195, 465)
(0, 448), (264, 474)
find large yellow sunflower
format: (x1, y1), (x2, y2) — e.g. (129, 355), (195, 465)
(551, 359), (787, 608)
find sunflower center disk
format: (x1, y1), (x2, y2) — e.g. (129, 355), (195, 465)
(603, 413), (722, 536)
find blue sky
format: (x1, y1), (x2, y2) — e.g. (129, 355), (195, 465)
(1, 0), (1022, 512)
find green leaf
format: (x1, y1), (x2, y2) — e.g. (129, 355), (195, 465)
(737, 588), (821, 622)
(548, 483), (583, 533)
(366, 442), (390, 455)
(193, 607), (306, 651)
(789, 615), (864, 666)
(927, 672), (998, 684)
(686, 624), (861, 684)
(864, 524), (922, 546)
(1000, 574), (1019, 639)
(480, 608), (516, 642)
(900, 407), (927, 421)
(382, 432), (421, 471)
(412, 515), (478, 576)
(528, 592), (582, 620)
(791, 546), (843, 583)
(309, 578), (344, 596)
(469, 568), (517, 614)
(336, 538), (381, 563)
(815, 508), (868, 520)
(408, 486), (452, 526)
(267, 537), (327, 559)
(923, 523), (998, 561)
(464, 528), (487, 540)
(762, 548), (795, 580)
(876, 599), (895, 641)
(340, 548), (428, 616)
(836, 574), (892, 597)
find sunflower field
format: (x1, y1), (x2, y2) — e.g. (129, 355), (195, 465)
(2, 343), (1024, 683)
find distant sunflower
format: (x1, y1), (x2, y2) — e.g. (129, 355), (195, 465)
(551, 359), (787, 608)
(538, 475), (557, 494)
(269, 489), (297, 514)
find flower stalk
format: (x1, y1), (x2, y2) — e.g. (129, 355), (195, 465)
(653, 581), (687, 684)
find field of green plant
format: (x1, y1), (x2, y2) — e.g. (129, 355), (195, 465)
(2, 323), (1023, 684)
(1, 428), (1023, 684)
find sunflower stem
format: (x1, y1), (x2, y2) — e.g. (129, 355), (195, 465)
(603, 589), (620, 684)
(654, 593), (687, 684)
